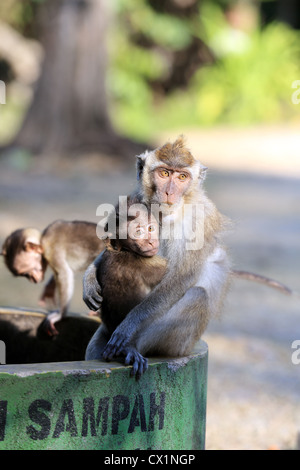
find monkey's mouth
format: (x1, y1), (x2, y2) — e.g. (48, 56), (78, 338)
(29, 272), (44, 283)
(141, 247), (159, 257)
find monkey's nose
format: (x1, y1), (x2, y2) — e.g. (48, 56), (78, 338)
(149, 240), (159, 251)
(166, 180), (175, 195)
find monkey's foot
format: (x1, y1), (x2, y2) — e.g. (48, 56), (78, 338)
(123, 347), (148, 380)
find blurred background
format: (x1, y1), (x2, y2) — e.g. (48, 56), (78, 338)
(0, 0), (299, 450)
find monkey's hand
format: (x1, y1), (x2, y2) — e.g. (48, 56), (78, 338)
(123, 347), (148, 380)
(104, 345), (148, 380)
(83, 262), (103, 311)
(102, 324), (133, 361)
(39, 311), (62, 336)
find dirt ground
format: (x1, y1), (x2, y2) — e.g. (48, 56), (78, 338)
(0, 125), (299, 450)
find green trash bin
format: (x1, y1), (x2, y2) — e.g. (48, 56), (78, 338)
(0, 308), (208, 450)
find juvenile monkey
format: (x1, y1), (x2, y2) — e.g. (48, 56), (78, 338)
(83, 137), (298, 374)
(85, 199), (167, 378)
(1, 220), (105, 335)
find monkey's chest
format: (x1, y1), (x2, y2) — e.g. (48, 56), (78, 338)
(100, 274), (149, 332)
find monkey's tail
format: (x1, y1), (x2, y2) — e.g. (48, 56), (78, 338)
(231, 269), (299, 298)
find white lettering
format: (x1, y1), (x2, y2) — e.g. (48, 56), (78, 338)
(0, 340), (5, 364)
(291, 340), (300, 365)
(104, 455), (138, 467)
(0, 81), (5, 105)
(291, 80), (300, 104)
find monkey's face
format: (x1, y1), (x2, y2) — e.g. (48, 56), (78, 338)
(137, 138), (204, 207)
(13, 249), (46, 283)
(126, 216), (159, 257)
(152, 166), (192, 206)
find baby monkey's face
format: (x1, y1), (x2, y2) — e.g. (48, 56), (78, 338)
(125, 211), (160, 257)
(13, 250), (45, 283)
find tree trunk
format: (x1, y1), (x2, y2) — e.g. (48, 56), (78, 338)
(9, 0), (147, 158)
(278, 0), (300, 29)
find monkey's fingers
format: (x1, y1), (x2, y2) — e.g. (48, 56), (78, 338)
(102, 343), (119, 361)
(39, 317), (59, 337)
(102, 332), (127, 360)
(83, 293), (103, 311)
(124, 349), (148, 380)
(133, 357), (148, 380)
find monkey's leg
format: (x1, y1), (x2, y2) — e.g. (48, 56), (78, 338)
(102, 246), (230, 359)
(134, 248), (229, 358)
(135, 287), (209, 357)
(41, 263), (74, 336)
(85, 324), (110, 360)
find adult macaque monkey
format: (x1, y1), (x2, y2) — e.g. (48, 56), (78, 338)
(84, 137), (230, 363)
(86, 197), (166, 377)
(84, 137), (298, 374)
(1, 220), (105, 335)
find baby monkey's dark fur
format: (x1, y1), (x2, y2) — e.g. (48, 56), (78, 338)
(86, 199), (166, 378)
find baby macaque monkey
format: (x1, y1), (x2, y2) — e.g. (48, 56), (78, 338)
(85, 199), (167, 378)
(1, 220), (105, 335)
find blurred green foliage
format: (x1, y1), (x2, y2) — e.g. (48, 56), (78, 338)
(107, 0), (203, 139)
(1, 0), (300, 143)
(108, 0), (300, 139)
(190, 2), (300, 125)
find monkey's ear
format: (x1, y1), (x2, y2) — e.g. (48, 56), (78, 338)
(136, 152), (148, 181)
(103, 237), (122, 252)
(24, 241), (43, 254)
(199, 165), (208, 181)
(102, 238), (112, 250)
(101, 231), (113, 240)
(101, 233), (115, 251)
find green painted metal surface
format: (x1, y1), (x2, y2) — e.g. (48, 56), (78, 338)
(0, 343), (208, 450)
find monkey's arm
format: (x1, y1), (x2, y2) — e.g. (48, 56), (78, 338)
(39, 275), (56, 306)
(41, 260), (74, 336)
(83, 252), (104, 311)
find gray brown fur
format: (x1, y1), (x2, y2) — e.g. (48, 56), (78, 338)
(84, 137), (231, 371)
(2, 220), (105, 334)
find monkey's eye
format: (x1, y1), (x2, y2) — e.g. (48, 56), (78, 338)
(159, 169), (169, 178)
(178, 173), (187, 181)
(148, 225), (156, 233)
(134, 229), (144, 238)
